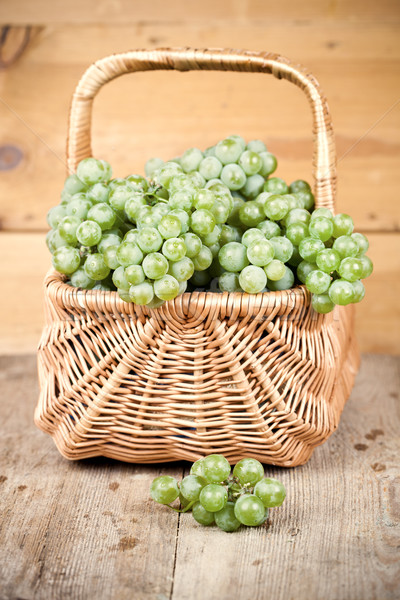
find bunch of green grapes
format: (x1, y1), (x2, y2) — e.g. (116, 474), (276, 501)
(46, 136), (373, 313)
(150, 454), (286, 532)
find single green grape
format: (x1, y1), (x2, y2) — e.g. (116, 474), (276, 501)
(76, 220), (102, 247)
(168, 190), (193, 212)
(351, 232), (369, 256)
(254, 478), (286, 507)
(338, 257), (364, 282)
(85, 183), (109, 205)
(239, 265), (267, 293)
(215, 502), (241, 532)
(358, 255), (373, 279)
(257, 220), (281, 239)
(240, 174), (264, 199)
(299, 237), (325, 263)
(199, 484), (228, 512)
(329, 279), (355, 305)
(97, 232), (122, 253)
(102, 244), (120, 269)
(221, 164), (247, 191)
(263, 177), (288, 195)
(352, 280), (365, 303)
(63, 173), (87, 195)
(215, 138), (243, 165)
(316, 248), (341, 273)
(199, 156), (223, 180)
(289, 179), (311, 194)
(125, 194), (148, 223)
(169, 209), (190, 234)
(47, 205), (67, 229)
(190, 458), (206, 478)
(264, 195), (289, 221)
(238, 150), (262, 175)
(192, 502), (215, 525)
(66, 195), (92, 220)
(311, 293), (335, 314)
(268, 266), (295, 291)
(58, 215), (80, 245)
(269, 236), (293, 263)
(286, 222), (309, 246)
(145, 157), (164, 177)
(258, 152), (277, 177)
(296, 260), (317, 284)
(227, 196), (245, 227)
(218, 272), (241, 292)
(241, 228), (264, 248)
(180, 147), (203, 173)
(305, 270), (331, 294)
(310, 207), (333, 221)
(158, 214), (182, 239)
(150, 475), (179, 504)
(233, 458), (264, 486)
(332, 213), (354, 237)
(234, 494), (266, 526)
(84, 253), (110, 280)
(247, 239), (274, 267)
(332, 235), (359, 259)
(190, 209), (216, 237)
(192, 245), (213, 271)
(77, 157), (111, 185)
(116, 241), (144, 267)
(202, 225), (222, 246)
(218, 242), (249, 272)
(179, 475), (208, 502)
(239, 201), (265, 227)
(219, 225), (241, 246)
(112, 266), (130, 291)
(125, 264), (145, 286)
(193, 189), (215, 211)
(162, 238), (186, 262)
(69, 267), (95, 289)
(294, 191), (315, 211)
(87, 202), (116, 231)
(168, 257), (195, 282)
(308, 217), (334, 242)
(130, 281), (154, 305)
(202, 454), (231, 483)
(137, 227), (163, 254)
(52, 246), (80, 275)
(142, 252), (169, 279)
(247, 139), (267, 153)
(109, 184), (135, 212)
(154, 274), (180, 301)
(180, 233), (202, 258)
(264, 259), (286, 281)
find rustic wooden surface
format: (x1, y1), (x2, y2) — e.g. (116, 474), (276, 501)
(0, 6), (399, 354)
(0, 353), (399, 600)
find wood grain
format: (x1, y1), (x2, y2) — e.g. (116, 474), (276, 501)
(0, 231), (398, 356)
(0, 353), (399, 599)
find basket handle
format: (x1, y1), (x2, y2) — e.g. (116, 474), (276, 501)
(67, 48), (336, 210)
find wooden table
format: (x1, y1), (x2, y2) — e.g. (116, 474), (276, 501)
(0, 354), (399, 600)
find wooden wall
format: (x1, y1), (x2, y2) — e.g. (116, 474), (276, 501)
(1, 1), (399, 354)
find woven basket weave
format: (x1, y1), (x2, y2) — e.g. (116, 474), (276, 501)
(35, 48), (360, 466)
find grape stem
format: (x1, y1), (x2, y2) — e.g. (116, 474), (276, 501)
(166, 500), (195, 513)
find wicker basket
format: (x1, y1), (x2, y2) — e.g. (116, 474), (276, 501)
(35, 48), (360, 466)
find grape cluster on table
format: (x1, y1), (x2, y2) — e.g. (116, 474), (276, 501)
(46, 135), (373, 313)
(150, 454), (286, 532)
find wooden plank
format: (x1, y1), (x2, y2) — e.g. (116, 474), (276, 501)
(171, 354), (400, 600)
(0, 231), (398, 356)
(0, 24), (399, 231)
(2, 0), (400, 24)
(0, 355), (183, 600)
(0, 353), (399, 599)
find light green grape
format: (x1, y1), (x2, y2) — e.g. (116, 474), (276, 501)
(239, 265), (267, 293)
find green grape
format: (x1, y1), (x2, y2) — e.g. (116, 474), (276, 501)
(190, 209), (216, 237)
(239, 265), (267, 293)
(136, 227), (163, 253)
(108, 178), (128, 190)
(162, 238), (186, 262)
(84, 253), (110, 280)
(97, 232), (122, 253)
(180, 233), (202, 258)
(190, 458), (206, 478)
(316, 248), (341, 273)
(233, 458), (264, 486)
(202, 454), (231, 483)
(234, 494), (265, 526)
(241, 228), (264, 248)
(254, 478), (286, 507)
(66, 194), (92, 219)
(211, 197), (232, 224)
(126, 174), (150, 193)
(58, 215), (80, 245)
(168, 257), (195, 282)
(125, 194), (148, 222)
(296, 260), (317, 284)
(168, 190), (193, 211)
(202, 225), (222, 246)
(218, 242), (249, 272)
(305, 270), (331, 294)
(76, 220), (102, 246)
(152, 203), (170, 221)
(215, 502), (241, 532)
(116, 241), (144, 266)
(338, 257), (364, 282)
(154, 275), (180, 301)
(258, 152), (277, 177)
(46, 229), (68, 253)
(209, 243), (220, 258)
(109, 185), (135, 212)
(153, 162), (183, 188)
(358, 255), (373, 279)
(125, 264), (145, 286)
(157, 215), (182, 239)
(329, 279), (355, 305)
(255, 191), (273, 211)
(203, 145), (216, 157)
(199, 156), (223, 180)
(308, 217), (334, 242)
(220, 164), (246, 191)
(294, 191), (315, 211)
(264, 195), (289, 221)
(240, 174), (264, 199)
(180, 147), (203, 173)
(289, 179), (311, 194)
(227, 196), (245, 227)
(142, 252), (169, 279)
(263, 177), (288, 195)
(52, 246), (80, 275)
(247, 239), (274, 267)
(69, 267), (95, 289)
(310, 207), (333, 220)
(268, 266), (295, 291)
(227, 134), (246, 150)
(332, 235), (359, 259)
(285, 208), (311, 227)
(332, 213), (354, 237)
(299, 237), (325, 262)
(117, 288), (132, 302)
(102, 244), (120, 269)
(218, 272), (241, 292)
(180, 475), (208, 502)
(238, 150), (262, 175)
(86, 202), (115, 231)
(286, 222), (309, 246)
(168, 173), (193, 194)
(63, 173), (87, 195)
(192, 245), (213, 271)
(215, 138), (243, 165)
(352, 280), (365, 303)
(150, 475), (179, 504)
(145, 157), (164, 177)
(193, 189), (215, 211)
(219, 225), (241, 246)
(246, 139), (266, 152)
(311, 293), (335, 314)
(189, 172), (208, 189)
(147, 297), (165, 309)
(130, 281), (154, 305)
(351, 232), (369, 256)
(137, 207), (162, 229)
(169, 209), (190, 234)
(199, 484), (228, 512)
(269, 237), (293, 263)
(257, 220), (281, 239)
(192, 502), (215, 525)
(47, 205), (67, 229)
(239, 201), (264, 227)
(264, 259), (286, 281)
(77, 157), (111, 185)
(112, 266), (130, 291)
